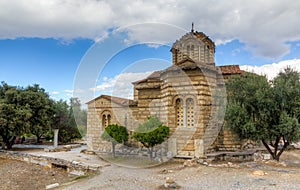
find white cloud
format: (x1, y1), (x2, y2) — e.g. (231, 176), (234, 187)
(50, 91), (60, 95)
(240, 59), (300, 80)
(1, 0), (300, 59)
(91, 71), (153, 99)
(64, 89), (73, 93)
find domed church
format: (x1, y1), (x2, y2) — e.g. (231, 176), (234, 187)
(86, 27), (244, 158)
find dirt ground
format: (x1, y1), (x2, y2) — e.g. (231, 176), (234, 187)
(1, 149), (300, 190)
(59, 150), (300, 190)
(0, 158), (73, 190)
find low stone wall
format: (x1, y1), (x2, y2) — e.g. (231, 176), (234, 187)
(206, 150), (255, 162)
(0, 150), (100, 174)
(98, 142), (169, 162)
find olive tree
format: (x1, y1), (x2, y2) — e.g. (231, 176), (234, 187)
(101, 124), (129, 158)
(225, 69), (300, 161)
(133, 116), (169, 159)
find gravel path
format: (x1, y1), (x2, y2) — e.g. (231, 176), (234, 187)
(58, 161), (300, 190)
(2, 146), (300, 190)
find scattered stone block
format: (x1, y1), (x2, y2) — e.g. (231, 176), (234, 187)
(80, 149), (96, 155)
(252, 170), (267, 176)
(163, 177), (178, 189)
(262, 154), (271, 160)
(46, 183), (59, 189)
(166, 177), (175, 184)
(72, 161), (80, 165)
(69, 170), (85, 176)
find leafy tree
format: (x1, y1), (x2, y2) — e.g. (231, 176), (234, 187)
(225, 70), (300, 161)
(23, 84), (54, 143)
(52, 99), (81, 143)
(0, 82), (84, 148)
(70, 98), (87, 137)
(133, 116), (170, 159)
(101, 124), (129, 158)
(0, 82), (32, 149)
(273, 67), (300, 121)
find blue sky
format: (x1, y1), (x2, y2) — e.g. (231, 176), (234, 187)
(1, 1), (300, 104)
(0, 38), (93, 97)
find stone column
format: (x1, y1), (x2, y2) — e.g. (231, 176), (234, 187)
(53, 129), (59, 148)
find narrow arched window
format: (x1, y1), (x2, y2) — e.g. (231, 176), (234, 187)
(186, 98), (195, 127)
(102, 114), (107, 128)
(107, 114), (111, 126)
(102, 111), (111, 128)
(176, 99), (184, 128)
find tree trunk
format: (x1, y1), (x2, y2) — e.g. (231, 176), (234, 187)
(275, 141), (289, 161)
(1, 142), (5, 149)
(36, 134), (43, 144)
(3, 136), (16, 150)
(262, 139), (275, 159)
(262, 139), (289, 161)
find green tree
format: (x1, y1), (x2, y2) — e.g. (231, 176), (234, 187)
(273, 67), (300, 121)
(225, 70), (300, 161)
(70, 98), (87, 137)
(0, 82), (32, 149)
(52, 99), (81, 143)
(101, 124), (129, 158)
(133, 116), (170, 159)
(23, 84), (54, 143)
(270, 68), (300, 158)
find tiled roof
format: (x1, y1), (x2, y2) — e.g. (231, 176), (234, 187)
(218, 65), (243, 75)
(102, 95), (133, 105)
(86, 95), (133, 106)
(147, 71), (162, 79)
(132, 71), (162, 84)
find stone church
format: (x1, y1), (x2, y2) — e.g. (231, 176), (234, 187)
(86, 29), (244, 158)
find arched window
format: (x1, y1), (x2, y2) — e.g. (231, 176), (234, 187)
(176, 99), (184, 128)
(102, 114), (106, 128)
(186, 98), (195, 127)
(187, 44), (195, 58)
(191, 45), (195, 57)
(102, 111), (111, 128)
(175, 97), (196, 128)
(107, 114), (111, 126)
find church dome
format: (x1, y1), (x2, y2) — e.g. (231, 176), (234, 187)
(171, 29), (215, 66)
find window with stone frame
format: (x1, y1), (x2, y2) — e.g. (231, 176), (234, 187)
(186, 44), (195, 58)
(102, 111), (111, 128)
(102, 114), (106, 128)
(176, 98), (184, 128)
(175, 97), (196, 128)
(186, 98), (195, 127)
(107, 114), (111, 126)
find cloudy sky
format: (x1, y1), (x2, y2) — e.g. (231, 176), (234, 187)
(1, 0), (300, 102)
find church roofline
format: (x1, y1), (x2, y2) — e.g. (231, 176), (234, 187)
(171, 30), (215, 52)
(86, 94), (134, 106)
(217, 65), (243, 75)
(132, 71), (162, 85)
